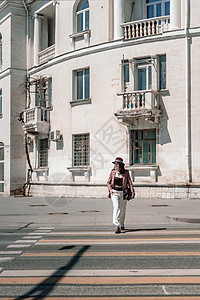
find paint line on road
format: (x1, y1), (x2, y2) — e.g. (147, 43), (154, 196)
(20, 251), (200, 257)
(34, 230), (52, 233)
(14, 240), (37, 243)
(1, 276), (200, 285)
(7, 244), (32, 248)
(28, 232), (48, 235)
(49, 230), (200, 236)
(2, 269), (200, 277)
(38, 227), (55, 230)
(38, 238), (200, 242)
(0, 251), (22, 255)
(36, 240), (200, 245)
(0, 257), (15, 262)
(22, 236), (43, 239)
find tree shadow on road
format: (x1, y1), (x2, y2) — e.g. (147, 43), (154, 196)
(14, 245), (90, 300)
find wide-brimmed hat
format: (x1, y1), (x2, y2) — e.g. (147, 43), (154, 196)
(112, 157), (125, 165)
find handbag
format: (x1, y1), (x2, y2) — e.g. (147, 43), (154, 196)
(123, 187), (132, 200)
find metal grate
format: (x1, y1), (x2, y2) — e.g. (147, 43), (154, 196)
(73, 134), (90, 166)
(26, 109), (35, 122)
(39, 139), (48, 167)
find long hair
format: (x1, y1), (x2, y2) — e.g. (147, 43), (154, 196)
(118, 162), (125, 174)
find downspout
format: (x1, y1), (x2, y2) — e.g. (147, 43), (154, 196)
(185, 0), (192, 183)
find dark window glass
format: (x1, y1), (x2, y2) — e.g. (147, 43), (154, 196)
(159, 55), (166, 90)
(131, 129), (156, 164)
(84, 68), (90, 99)
(77, 70), (83, 99)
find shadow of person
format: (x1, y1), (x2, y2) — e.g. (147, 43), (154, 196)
(123, 227), (167, 233)
(14, 245), (90, 300)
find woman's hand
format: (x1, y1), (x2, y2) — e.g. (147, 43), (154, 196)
(131, 192), (135, 199)
(110, 189), (114, 195)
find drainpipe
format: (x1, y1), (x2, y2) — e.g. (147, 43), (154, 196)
(185, 0), (192, 183)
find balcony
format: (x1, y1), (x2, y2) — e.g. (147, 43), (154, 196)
(121, 16), (170, 40)
(115, 90), (162, 125)
(38, 44), (55, 64)
(22, 107), (50, 134)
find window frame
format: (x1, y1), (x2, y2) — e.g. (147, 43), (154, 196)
(76, 0), (89, 33)
(38, 138), (48, 168)
(0, 142), (4, 193)
(136, 58), (152, 91)
(72, 133), (90, 167)
(0, 89), (2, 116)
(158, 54), (166, 90)
(73, 67), (90, 101)
(146, 0), (170, 19)
(130, 129), (156, 165)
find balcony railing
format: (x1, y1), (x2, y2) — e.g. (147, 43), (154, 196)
(121, 16), (170, 40)
(119, 90), (160, 111)
(23, 107), (50, 134)
(38, 44), (55, 64)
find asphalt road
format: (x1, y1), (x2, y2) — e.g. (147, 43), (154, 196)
(1, 225), (200, 299)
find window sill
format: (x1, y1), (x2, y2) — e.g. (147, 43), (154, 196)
(70, 98), (91, 107)
(67, 166), (91, 182)
(69, 30), (91, 39)
(126, 165), (159, 182)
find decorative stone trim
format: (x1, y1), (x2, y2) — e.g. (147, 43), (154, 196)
(70, 98), (91, 107)
(67, 166), (91, 182)
(126, 165), (159, 182)
(69, 30), (91, 50)
(33, 168), (49, 181)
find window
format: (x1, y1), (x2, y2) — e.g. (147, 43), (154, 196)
(73, 134), (90, 166)
(0, 89), (2, 116)
(73, 68), (90, 100)
(35, 78), (52, 108)
(131, 129), (156, 164)
(122, 60), (130, 91)
(0, 34), (2, 68)
(0, 142), (4, 192)
(137, 58), (152, 91)
(76, 0), (89, 33)
(38, 139), (48, 167)
(159, 55), (166, 90)
(146, 0), (170, 18)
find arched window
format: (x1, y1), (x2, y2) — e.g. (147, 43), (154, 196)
(0, 142), (4, 192)
(76, 0), (89, 33)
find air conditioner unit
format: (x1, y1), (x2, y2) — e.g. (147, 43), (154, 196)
(50, 130), (62, 142)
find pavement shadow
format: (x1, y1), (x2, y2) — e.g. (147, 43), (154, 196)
(14, 245), (90, 300)
(122, 227), (167, 233)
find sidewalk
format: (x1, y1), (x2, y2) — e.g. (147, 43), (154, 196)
(0, 196), (200, 229)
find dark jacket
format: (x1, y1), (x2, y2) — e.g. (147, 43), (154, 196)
(107, 169), (135, 199)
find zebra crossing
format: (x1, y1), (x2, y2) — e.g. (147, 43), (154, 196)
(1, 227), (200, 299)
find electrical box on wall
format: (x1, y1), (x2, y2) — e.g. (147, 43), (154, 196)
(50, 130), (62, 142)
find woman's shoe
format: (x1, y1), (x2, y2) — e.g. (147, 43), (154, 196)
(115, 226), (121, 234)
(121, 226), (125, 230)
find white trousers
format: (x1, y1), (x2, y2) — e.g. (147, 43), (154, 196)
(111, 190), (127, 227)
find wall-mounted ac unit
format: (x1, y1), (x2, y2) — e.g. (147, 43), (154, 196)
(23, 136), (33, 145)
(50, 130), (62, 142)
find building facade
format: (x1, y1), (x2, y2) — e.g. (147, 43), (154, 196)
(0, 0), (200, 198)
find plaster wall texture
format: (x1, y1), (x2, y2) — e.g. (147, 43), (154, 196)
(1, 0), (200, 197)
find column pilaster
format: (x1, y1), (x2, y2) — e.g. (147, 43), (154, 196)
(170, 0), (181, 30)
(114, 0), (124, 40)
